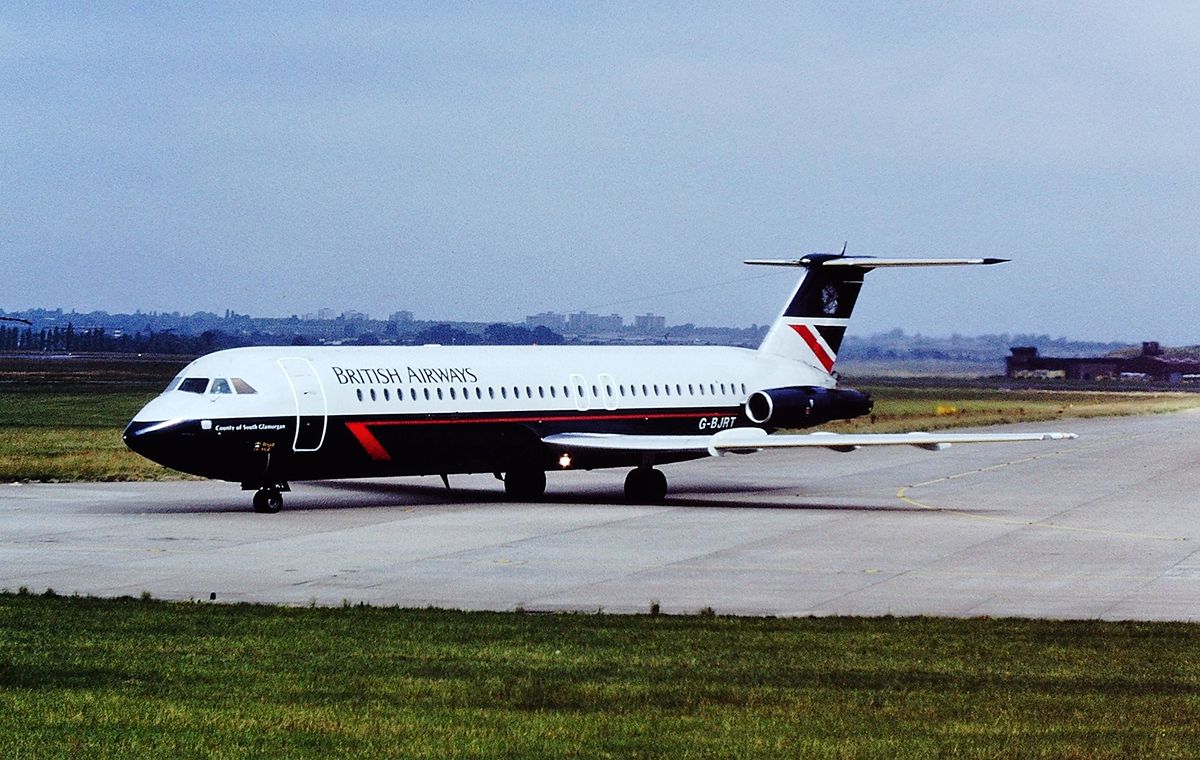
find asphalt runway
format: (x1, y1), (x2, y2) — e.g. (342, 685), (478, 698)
(4, 412), (1200, 620)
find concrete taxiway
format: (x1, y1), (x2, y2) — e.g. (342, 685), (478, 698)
(3, 412), (1199, 619)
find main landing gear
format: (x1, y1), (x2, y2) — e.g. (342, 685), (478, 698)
(503, 468), (547, 501)
(624, 467), (667, 505)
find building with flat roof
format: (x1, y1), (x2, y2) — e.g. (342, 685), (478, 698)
(1007, 342), (1200, 383)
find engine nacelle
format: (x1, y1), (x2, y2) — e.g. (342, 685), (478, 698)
(745, 386), (873, 429)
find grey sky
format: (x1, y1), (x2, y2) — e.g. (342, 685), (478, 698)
(4, 3), (1198, 341)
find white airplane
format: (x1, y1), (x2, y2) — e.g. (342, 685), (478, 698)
(124, 253), (1076, 512)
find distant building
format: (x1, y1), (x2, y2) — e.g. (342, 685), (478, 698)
(634, 313), (666, 332)
(1007, 342), (1200, 383)
(567, 311), (623, 333)
(316, 308), (336, 321)
(341, 310), (369, 321)
(525, 311), (567, 331)
(389, 310), (414, 323)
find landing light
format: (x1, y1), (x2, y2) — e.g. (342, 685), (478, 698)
(558, 452), (572, 469)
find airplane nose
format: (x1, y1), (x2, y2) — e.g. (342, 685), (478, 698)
(123, 418), (188, 466)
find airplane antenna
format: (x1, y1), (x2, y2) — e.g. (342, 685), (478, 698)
(838, 241), (847, 257)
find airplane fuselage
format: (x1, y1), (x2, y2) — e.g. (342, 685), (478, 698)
(124, 344), (835, 488)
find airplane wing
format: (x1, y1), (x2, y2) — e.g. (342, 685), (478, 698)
(543, 428), (1077, 458)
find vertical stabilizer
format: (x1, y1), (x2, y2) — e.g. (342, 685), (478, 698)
(747, 254), (1007, 373)
(753, 256), (867, 372)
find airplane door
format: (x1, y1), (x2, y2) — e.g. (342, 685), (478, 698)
(278, 357), (328, 452)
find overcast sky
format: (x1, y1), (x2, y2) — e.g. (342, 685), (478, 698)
(4, 3), (1198, 341)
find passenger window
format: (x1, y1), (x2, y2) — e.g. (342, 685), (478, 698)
(449, 388), (457, 400)
(664, 385), (671, 396)
(501, 387), (508, 399)
(675, 384), (682, 395)
(370, 388), (377, 401)
(526, 386), (533, 398)
(179, 378), (209, 394)
(231, 378), (257, 394)
(538, 386), (545, 398)
(396, 388), (403, 402)
(642, 384), (649, 396)
(423, 388), (431, 401)
(411, 388), (418, 401)
(489, 387), (495, 400)
(476, 387), (482, 400)
(549, 386), (557, 398)
(437, 388), (444, 400)
(383, 388), (390, 401)
(356, 389), (363, 402)
(741, 383), (747, 394)
(720, 383), (727, 395)
(210, 379), (233, 395)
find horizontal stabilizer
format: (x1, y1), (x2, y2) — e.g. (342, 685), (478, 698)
(744, 257), (1008, 268)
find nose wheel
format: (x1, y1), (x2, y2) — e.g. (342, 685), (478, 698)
(252, 488), (284, 514)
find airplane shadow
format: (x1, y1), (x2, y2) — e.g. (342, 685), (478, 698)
(296, 479), (925, 514)
(111, 478), (981, 516)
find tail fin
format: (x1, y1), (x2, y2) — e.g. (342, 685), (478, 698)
(750, 253), (1007, 372)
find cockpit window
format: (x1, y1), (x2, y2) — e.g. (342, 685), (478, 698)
(210, 378), (233, 395)
(231, 378), (257, 394)
(178, 378), (209, 394)
(165, 377), (183, 393)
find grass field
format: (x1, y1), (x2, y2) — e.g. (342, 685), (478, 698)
(825, 386), (1200, 433)
(3, 380), (1199, 482)
(2, 593), (1199, 758)
(0, 389), (172, 481)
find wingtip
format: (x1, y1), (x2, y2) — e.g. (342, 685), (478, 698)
(981, 257), (1010, 265)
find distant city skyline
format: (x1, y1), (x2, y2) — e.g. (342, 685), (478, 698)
(5, 302), (1186, 352)
(5, 5), (1199, 342)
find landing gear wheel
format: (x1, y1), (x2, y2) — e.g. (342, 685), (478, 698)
(504, 469), (547, 501)
(624, 468), (668, 504)
(253, 488), (283, 514)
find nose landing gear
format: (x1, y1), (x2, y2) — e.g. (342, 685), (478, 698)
(252, 488), (284, 514)
(244, 480), (290, 513)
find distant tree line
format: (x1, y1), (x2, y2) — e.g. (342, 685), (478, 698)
(1, 322), (564, 354)
(0, 324), (248, 354)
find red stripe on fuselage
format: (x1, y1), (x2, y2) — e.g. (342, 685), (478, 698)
(345, 422), (391, 461)
(345, 410), (735, 462)
(790, 324), (835, 373)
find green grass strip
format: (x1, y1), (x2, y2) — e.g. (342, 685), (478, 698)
(2, 593), (1200, 758)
